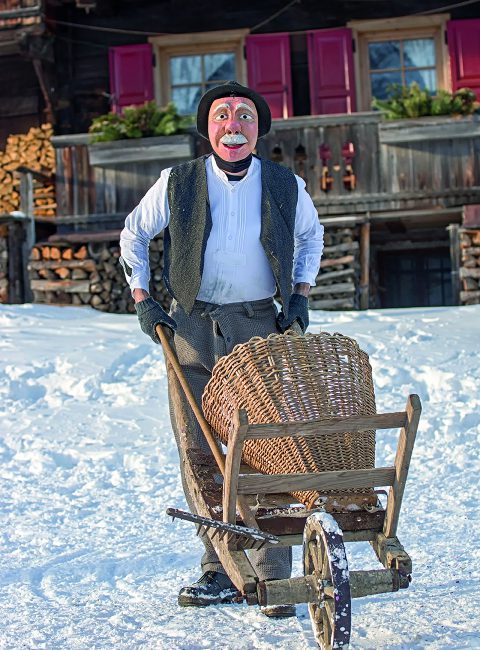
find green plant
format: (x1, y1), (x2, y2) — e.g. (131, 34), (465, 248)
(88, 101), (193, 142)
(372, 82), (479, 119)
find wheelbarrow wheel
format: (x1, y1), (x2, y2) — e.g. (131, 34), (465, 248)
(303, 513), (351, 650)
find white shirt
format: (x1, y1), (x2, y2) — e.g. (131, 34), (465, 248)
(120, 155), (324, 304)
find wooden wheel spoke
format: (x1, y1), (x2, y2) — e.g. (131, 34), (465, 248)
(309, 540), (321, 573)
(321, 546), (330, 579)
(322, 606), (332, 647)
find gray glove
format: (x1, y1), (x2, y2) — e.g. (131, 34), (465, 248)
(277, 293), (309, 333)
(135, 297), (176, 343)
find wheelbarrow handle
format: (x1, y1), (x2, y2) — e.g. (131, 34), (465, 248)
(156, 324), (258, 529)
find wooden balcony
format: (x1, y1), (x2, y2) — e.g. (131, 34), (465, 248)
(47, 111), (480, 228)
(257, 112), (480, 218)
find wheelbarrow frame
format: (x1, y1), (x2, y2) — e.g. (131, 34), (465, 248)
(159, 325), (421, 647)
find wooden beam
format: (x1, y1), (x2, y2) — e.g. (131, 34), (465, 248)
(48, 230), (122, 244)
(166, 361), (258, 594)
(383, 395), (422, 538)
(28, 259), (96, 271)
(349, 569), (409, 598)
(371, 532), (412, 574)
(359, 221), (370, 309)
(237, 466), (396, 495)
(31, 279), (90, 293)
(223, 410), (249, 526)
(448, 224), (460, 306)
(244, 412), (407, 440)
(0, 6), (42, 20)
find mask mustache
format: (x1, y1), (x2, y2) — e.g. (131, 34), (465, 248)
(220, 134), (248, 145)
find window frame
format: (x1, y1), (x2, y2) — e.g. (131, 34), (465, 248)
(149, 30), (248, 109)
(348, 15), (450, 111)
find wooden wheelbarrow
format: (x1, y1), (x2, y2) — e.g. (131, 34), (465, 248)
(158, 325), (421, 650)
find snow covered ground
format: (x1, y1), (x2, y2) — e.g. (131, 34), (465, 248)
(0, 303), (479, 649)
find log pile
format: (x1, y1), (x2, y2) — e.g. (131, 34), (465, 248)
(0, 225), (8, 303)
(28, 234), (170, 312)
(0, 124), (56, 217)
(460, 228), (480, 305)
(309, 227), (359, 310)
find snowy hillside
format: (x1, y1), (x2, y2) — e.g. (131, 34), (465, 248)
(0, 303), (479, 649)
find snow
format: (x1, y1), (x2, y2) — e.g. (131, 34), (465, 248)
(1, 303), (479, 649)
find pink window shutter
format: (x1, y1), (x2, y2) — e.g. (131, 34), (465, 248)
(447, 19), (480, 99)
(245, 34), (293, 119)
(109, 43), (154, 112)
(307, 28), (356, 115)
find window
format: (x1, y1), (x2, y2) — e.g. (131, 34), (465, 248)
(150, 30), (248, 116)
(368, 38), (437, 100)
(170, 52), (236, 115)
(349, 15), (450, 111)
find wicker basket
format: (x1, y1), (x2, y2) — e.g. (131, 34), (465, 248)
(202, 332), (376, 508)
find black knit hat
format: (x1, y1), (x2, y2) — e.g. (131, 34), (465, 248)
(196, 80), (272, 140)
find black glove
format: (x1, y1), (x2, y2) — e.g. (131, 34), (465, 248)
(135, 297), (176, 343)
(277, 293), (309, 333)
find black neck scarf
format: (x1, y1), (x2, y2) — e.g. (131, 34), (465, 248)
(212, 152), (252, 174)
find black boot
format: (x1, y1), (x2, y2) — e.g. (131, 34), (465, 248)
(178, 571), (243, 607)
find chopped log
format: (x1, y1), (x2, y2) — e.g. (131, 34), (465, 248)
(460, 267), (480, 279)
(309, 298), (355, 309)
(317, 268), (355, 282)
(320, 254), (355, 269)
(55, 267), (71, 280)
(309, 282), (355, 296)
(460, 290), (480, 301)
(73, 245), (88, 260)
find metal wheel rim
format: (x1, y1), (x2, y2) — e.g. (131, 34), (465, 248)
(303, 516), (351, 650)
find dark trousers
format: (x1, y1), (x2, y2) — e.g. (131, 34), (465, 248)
(168, 297), (292, 580)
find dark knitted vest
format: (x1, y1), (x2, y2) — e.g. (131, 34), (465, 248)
(164, 155), (298, 316)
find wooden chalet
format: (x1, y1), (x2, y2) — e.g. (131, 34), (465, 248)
(2, 0), (480, 309)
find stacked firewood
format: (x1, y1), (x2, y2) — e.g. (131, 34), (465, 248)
(0, 225), (8, 303)
(28, 234), (170, 312)
(309, 227), (358, 310)
(460, 228), (480, 305)
(0, 124), (56, 217)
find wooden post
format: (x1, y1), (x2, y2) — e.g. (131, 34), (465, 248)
(383, 394), (422, 538)
(7, 221), (24, 303)
(448, 223), (460, 306)
(19, 172), (35, 302)
(223, 410), (249, 526)
(359, 219), (370, 310)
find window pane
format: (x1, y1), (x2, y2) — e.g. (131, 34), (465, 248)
(370, 71), (403, 99)
(405, 68), (436, 92)
(170, 55), (201, 84)
(204, 52), (235, 82)
(172, 85), (202, 115)
(404, 38), (435, 67)
(369, 41), (400, 70)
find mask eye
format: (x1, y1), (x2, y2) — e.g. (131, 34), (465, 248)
(214, 112), (228, 121)
(240, 113), (254, 121)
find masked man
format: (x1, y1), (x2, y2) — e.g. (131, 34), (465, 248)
(120, 81), (324, 617)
